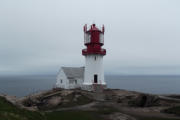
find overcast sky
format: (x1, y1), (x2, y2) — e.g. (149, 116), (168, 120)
(0, 0), (180, 75)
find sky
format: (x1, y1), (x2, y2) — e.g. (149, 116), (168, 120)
(0, 0), (180, 75)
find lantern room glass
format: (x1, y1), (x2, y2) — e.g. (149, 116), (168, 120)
(84, 33), (91, 44)
(99, 33), (104, 44)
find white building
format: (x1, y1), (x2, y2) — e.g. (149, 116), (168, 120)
(56, 24), (106, 91)
(56, 67), (84, 89)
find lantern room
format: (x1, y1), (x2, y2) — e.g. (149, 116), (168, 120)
(82, 24), (106, 55)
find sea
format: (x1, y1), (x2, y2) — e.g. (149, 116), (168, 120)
(0, 75), (180, 97)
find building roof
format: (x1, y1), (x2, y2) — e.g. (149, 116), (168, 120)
(62, 67), (84, 80)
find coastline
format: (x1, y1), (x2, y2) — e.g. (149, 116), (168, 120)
(1, 88), (180, 120)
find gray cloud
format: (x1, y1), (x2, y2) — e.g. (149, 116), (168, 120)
(0, 0), (180, 75)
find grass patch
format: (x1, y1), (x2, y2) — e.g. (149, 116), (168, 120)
(163, 106), (180, 116)
(136, 116), (180, 120)
(97, 106), (118, 115)
(0, 96), (44, 120)
(45, 110), (102, 120)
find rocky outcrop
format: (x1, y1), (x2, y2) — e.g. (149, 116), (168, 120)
(1, 88), (180, 120)
(129, 94), (160, 107)
(21, 89), (93, 110)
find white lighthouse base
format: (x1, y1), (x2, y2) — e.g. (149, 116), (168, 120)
(83, 55), (106, 85)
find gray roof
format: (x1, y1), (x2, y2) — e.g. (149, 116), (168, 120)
(62, 67), (84, 79)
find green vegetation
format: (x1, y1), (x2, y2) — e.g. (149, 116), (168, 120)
(0, 96), (44, 120)
(136, 117), (180, 120)
(44, 105), (119, 120)
(163, 106), (180, 116)
(45, 111), (102, 120)
(95, 105), (118, 115)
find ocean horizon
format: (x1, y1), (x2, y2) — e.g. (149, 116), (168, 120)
(0, 75), (180, 97)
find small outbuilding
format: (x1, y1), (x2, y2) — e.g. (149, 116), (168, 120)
(56, 67), (84, 89)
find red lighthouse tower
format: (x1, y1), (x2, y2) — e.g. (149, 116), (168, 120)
(82, 24), (106, 90)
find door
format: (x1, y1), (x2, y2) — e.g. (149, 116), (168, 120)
(94, 74), (98, 83)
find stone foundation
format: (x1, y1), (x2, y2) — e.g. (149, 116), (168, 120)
(81, 84), (107, 92)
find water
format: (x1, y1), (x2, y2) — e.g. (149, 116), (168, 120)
(0, 75), (180, 97)
(106, 75), (180, 94)
(0, 75), (56, 97)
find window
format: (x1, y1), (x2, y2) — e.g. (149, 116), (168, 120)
(99, 33), (104, 44)
(75, 80), (77, 84)
(60, 79), (63, 83)
(84, 33), (91, 44)
(94, 56), (96, 61)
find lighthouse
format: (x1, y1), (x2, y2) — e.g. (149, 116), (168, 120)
(82, 24), (106, 90)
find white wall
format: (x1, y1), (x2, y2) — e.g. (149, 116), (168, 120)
(68, 78), (83, 89)
(83, 55), (106, 85)
(56, 68), (84, 89)
(56, 68), (69, 89)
